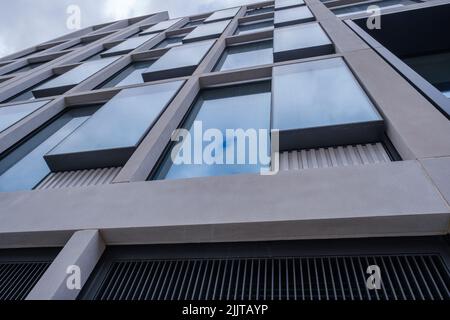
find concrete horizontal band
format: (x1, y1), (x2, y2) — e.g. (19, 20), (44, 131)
(0, 160), (448, 247)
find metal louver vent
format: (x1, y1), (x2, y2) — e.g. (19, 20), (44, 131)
(91, 255), (450, 301)
(35, 167), (122, 190)
(280, 143), (391, 171)
(0, 262), (51, 300)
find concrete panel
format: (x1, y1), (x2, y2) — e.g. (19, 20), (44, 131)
(344, 49), (450, 160)
(420, 157), (450, 208)
(305, 0), (370, 53)
(0, 161), (448, 246)
(26, 230), (105, 300)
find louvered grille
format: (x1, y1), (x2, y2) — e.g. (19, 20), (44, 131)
(35, 167), (122, 190)
(91, 255), (450, 301)
(0, 262), (51, 300)
(280, 143), (391, 171)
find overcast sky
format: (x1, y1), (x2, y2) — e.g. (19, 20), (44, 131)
(0, 0), (255, 58)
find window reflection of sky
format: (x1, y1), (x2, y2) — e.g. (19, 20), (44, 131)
(159, 82), (272, 180)
(273, 58), (381, 130)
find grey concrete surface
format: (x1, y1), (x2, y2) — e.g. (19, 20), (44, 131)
(26, 230), (105, 300)
(0, 161), (448, 247)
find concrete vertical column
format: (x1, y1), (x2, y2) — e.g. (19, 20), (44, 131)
(26, 230), (105, 300)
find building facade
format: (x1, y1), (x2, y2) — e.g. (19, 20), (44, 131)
(0, 0), (449, 300)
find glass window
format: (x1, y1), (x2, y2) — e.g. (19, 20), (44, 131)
(152, 35), (185, 50)
(332, 0), (419, 17)
(102, 34), (156, 57)
(183, 20), (231, 43)
(0, 106), (99, 192)
(0, 100), (50, 133)
(32, 57), (120, 98)
(215, 40), (273, 72)
(204, 7), (240, 23)
(4, 62), (45, 75)
(83, 52), (105, 62)
(275, 0), (305, 10)
(99, 60), (156, 88)
(274, 22), (333, 62)
(272, 58), (383, 149)
(403, 51), (450, 98)
(153, 81), (271, 180)
(274, 6), (315, 27)
(236, 19), (274, 35)
(2, 76), (58, 104)
(142, 40), (215, 82)
(183, 19), (204, 28)
(246, 6), (274, 16)
(140, 18), (183, 35)
(44, 81), (185, 171)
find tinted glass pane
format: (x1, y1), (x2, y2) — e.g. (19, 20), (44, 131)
(46, 81), (184, 157)
(5, 62), (44, 75)
(100, 60), (155, 88)
(2, 76), (58, 104)
(183, 20), (230, 42)
(204, 7), (240, 23)
(237, 19), (274, 35)
(0, 106), (98, 192)
(102, 34), (156, 56)
(215, 40), (273, 72)
(274, 6), (314, 26)
(34, 57), (119, 92)
(141, 18), (183, 35)
(333, 0), (419, 16)
(274, 22), (332, 55)
(143, 40), (215, 75)
(155, 82), (271, 180)
(246, 6), (274, 16)
(0, 100), (50, 133)
(275, 0), (305, 9)
(272, 58), (381, 130)
(153, 36), (185, 49)
(183, 19), (204, 28)
(403, 51), (450, 98)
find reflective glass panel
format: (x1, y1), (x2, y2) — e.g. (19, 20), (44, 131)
(274, 23), (332, 55)
(183, 20), (230, 42)
(143, 40), (215, 76)
(275, 0), (305, 9)
(272, 58), (382, 130)
(153, 36), (185, 50)
(274, 6), (314, 26)
(140, 18), (183, 35)
(403, 51), (450, 99)
(246, 6), (274, 16)
(215, 40), (273, 72)
(102, 34), (156, 56)
(0, 100), (50, 133)
(0, 106), (98, 192)
(34, 57), (119, 93)
(100, 60), (155, 88)
(236, 19), (274, 35)
(154, 82), (272, 180)
(46, 81), (184, 156)
(333, 0), (419, 17)
(204, 7), (240, 23)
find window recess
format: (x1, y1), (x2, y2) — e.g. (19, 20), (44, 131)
(142, 40), (216, 82)
(272, 57), (384, 151)
(273, 22), (334, 62)
(43, 81), (185, 172)
(32, 57), (120, 98)
(274, 5), (315, 27)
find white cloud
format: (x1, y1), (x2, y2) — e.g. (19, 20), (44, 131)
(0, 0), (255, 58)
